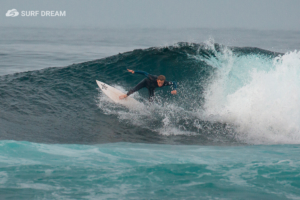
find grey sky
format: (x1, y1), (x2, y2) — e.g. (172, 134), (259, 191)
(1, 0), (300, 30)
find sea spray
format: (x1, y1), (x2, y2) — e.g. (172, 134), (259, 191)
(203, 47), (300, 144)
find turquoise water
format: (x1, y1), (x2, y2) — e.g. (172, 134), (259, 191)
(0, 141), (299, 199)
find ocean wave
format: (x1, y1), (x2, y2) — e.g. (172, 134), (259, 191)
(1, 42), (299, 145)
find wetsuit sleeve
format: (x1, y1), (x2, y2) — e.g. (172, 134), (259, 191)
(163, 81), (177, 89)
(134, 71), (149, 77)
(134, 70), (158, 81)
(127, 78), (147, 96)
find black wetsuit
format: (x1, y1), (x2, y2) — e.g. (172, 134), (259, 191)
(126, 71), (177, 101)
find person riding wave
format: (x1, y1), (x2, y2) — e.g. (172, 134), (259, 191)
(119, 69), (177, 102)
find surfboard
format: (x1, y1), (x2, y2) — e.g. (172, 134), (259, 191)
(96, 80), (143, 109)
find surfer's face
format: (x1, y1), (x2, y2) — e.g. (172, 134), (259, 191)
(157, 80), (164, 87)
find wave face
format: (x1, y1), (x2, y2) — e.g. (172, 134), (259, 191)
(0, 140), (299, 199)
(1, 41), (300, 145)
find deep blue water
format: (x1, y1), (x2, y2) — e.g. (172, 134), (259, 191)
(0, 27), (300, 199)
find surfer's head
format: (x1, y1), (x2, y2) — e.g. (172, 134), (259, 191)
(157, 75), (166, 87)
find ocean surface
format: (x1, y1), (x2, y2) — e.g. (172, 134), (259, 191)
(0, 27), (300, 199)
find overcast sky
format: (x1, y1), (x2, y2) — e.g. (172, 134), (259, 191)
(1, 0), (300, 30)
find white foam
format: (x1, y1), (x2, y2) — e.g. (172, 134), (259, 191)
(97, 89), (196, 136)
(203, 49), (300, 144)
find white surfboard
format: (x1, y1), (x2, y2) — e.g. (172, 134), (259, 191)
(96, 80), (143, 109)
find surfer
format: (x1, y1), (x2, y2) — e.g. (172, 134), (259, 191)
(119, 69), (177, 102)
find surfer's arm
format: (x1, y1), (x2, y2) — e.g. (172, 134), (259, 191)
(135, 71), (160, 82)
(164, 81), (177, 95)
(133, 70), (149, 77)
(127, 69), (150, 78)
(164, 81), (177, 89)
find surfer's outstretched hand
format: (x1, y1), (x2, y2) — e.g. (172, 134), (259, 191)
(171, 90), (177, 95)
(119, 94), (128, 99)
(127, 69), (135, 74)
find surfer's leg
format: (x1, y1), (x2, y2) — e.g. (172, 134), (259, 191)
(127, 78), (147, 96)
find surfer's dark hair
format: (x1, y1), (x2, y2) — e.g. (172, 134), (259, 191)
(157, 75), (166, 81)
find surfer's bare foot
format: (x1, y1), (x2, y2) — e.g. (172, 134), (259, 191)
(119, 94), (128, 99)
